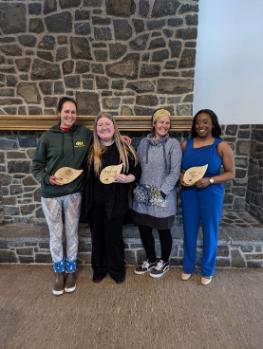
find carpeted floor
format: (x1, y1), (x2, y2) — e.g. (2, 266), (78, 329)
(0, 265), (262, 349)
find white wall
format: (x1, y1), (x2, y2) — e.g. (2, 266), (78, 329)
(193, 0), (263, 124)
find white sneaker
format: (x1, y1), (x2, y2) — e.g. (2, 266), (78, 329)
(181, 272), (192, 281)
(201, 276), (212, 286)
(134, 260), (156, 275)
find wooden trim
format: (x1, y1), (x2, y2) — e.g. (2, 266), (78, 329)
(0, 115), (193, 131)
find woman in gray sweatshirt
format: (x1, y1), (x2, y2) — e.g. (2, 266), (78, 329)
(132, 109), (182, 278)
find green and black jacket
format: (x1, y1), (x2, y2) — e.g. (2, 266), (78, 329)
(32, 124), (92, 198)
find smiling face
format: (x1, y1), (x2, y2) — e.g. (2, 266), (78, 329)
(59, 101), (77, 128)
(153, 115), (171, 139)
(96, 116), (115, 142)
(194, 112), (213, 138)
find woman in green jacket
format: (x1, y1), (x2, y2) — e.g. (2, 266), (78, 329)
(32, 97), (92, 296)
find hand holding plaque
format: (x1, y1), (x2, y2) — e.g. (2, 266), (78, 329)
(183, 164), (208, 186)
(99, 164), (123, 184)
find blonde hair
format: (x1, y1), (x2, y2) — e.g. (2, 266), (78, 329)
(152, 108), (171, 126)
(88, 112), (138, 176)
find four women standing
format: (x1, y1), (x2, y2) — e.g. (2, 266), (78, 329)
(33, 98), (234, 291)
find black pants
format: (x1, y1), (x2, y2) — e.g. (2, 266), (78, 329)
(90, 206), (125, 279)
(138, 225), (172, 263)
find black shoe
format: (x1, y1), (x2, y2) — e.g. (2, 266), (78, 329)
(93, 273), (107, 283)
(111, 274), (125, 284)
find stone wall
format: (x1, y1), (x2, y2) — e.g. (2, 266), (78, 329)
(0, 0), (198, 116)
(246, 126), (263, 223)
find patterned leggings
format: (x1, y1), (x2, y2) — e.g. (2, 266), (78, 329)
(41, 192), (81, 265)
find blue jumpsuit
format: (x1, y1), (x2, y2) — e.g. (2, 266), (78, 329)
(181, 138), (224, 277)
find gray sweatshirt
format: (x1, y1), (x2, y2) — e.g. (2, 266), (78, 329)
(132, 134), (182, 218)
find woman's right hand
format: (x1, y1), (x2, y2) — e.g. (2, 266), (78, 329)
(49, 176), (64, 186)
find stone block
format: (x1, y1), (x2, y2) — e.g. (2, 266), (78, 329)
(16, 247), (33, 256)
(109, 43), (127, 60)
(246, 253), (263, 260)
(157, 78), (193, 94)
(60, 0), (81, 8)
(169, 40), (182, 58)
(29, 18), (44, 33)
(78, 252), (91, 264)
(152, 49), (169, 62)
(39, 81), (52, 94)
(125, 249), (136, 265)
(140, 62), (160, 76)
(186, 14), (198, 26)
(44, 0), (57, 14)
(45, 12), (72, 32)
(94, 27), (112, 41)
(106, 0), (135, 17)
(65, 76), (80, 88)
(216, 258), (231, 267)
(247, 261), (263, 268)
(217, 246), (229, 257)
(0, 3), (26, 34)
(77, 91), (100, 115)
(75, 60), (90, 74)
(127, 80), (154, 93)
(78, 241), (92, 252)
(17, 82), (40, 103)
(152, 0), (180, 17)
(8, 161), (31, 174)
(35, 253), (52, 263)
(21, 205), (35, 216)
(136, 95), (158, 106)
(130, 34), (149, 50)
(170, 258), (182, 265)
(4, 206), (20, 216)
(231, 249), (246, 267)
(32, 59), (60, 80)
(106, 54), (139, 79)
(0, 250), (17, 263)
(71, 37), (92, 60)
(179, 49), (196, 69)
(133, 19), (145, 33)
(168, 18), (183, 27)
(19, 256), (34, 263)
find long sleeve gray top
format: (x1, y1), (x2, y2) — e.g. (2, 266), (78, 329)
(132, 134), (182, 219)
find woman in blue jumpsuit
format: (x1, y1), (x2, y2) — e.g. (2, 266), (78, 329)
(181, 109), (234, 285)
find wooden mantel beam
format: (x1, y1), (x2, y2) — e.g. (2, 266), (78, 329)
(0, 115), (193, 131)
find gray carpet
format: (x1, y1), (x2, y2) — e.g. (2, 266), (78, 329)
(0, 265), (262, 349)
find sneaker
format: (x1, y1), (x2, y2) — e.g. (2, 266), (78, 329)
(134, 260), (156, 275)
(201, 276), (212, 286)
(181, 272), (192, 281)
(52, 272), (65, 296)
(149, 260), (169, 278)
(64, 272), (77, 293)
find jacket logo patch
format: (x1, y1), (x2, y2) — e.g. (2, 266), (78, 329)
(74, 140), (85, 148)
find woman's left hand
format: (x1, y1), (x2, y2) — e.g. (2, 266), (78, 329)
(195, 177), (210, 188)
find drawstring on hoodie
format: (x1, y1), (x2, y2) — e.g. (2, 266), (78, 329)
(145, 134), (169, 174)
